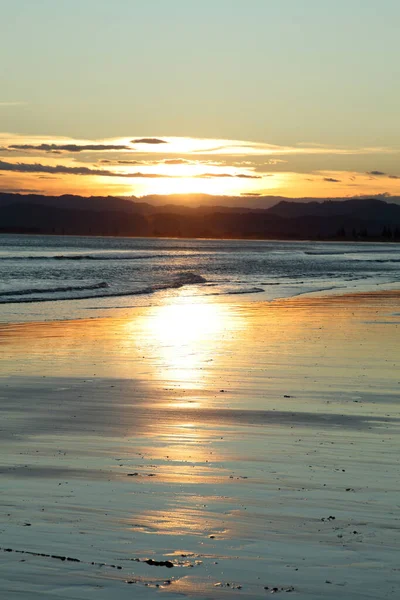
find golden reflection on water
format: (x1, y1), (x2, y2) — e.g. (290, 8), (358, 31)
(124, 419), (228, 536)
(127, 503), (225, 536)
(148, 420), (217, 466)
(124, 299), (239, 391)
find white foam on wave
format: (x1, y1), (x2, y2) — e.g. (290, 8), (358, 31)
(0, 281), (108, 300)
(0, 273), (207, 304)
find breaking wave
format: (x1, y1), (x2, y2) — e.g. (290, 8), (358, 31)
(370, 259), (400, 263)
(225, 287), (265, 295)
(0, 273), (207, 304)
(0, 282), (108, 299)
(0, 253), (163, 261)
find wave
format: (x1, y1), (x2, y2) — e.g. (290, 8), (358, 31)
(155, 272), (206, 288)
(206, 286), (265, 297)
(0, 253), (163, 261)
(303, 251), (344, 256)
(370, 259), (400, 264)
(289, 285), (345, 298)
(303, 249), (385, 256)
(0, 282), (108, 299)
(0, 272), (206, 304)
(304, 251), (400, 260)
(225, 287), (265, 295)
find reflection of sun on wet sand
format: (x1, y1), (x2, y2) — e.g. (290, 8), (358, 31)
(0, 292), (400, 598)
(123, 301), (243, 394)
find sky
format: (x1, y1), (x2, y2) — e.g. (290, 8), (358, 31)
(1, 0), (399, 202)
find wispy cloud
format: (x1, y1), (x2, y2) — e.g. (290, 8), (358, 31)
(196, 172), (261, 179)
(9, 143), (132, 153)
(116, 160), (147, 165)
(1, 133), (400, 199)
(0, 160), (169, 178)
(0, 101), (27, 107)
(131, 138), (167, 145)
(163, 158), (192, 165)
(190, 140), (399, 157)
(0, 159), (261, 181)
(3, 134), (399, 159)
(367, 170), (400, 180)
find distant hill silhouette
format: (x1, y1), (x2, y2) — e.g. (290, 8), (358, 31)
(1, 192), (399, 240)
(268, 198), (400, 220)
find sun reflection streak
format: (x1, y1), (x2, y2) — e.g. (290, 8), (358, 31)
(125, 300), (235, 392)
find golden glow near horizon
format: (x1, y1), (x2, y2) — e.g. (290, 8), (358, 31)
(1, 133), (400, 200)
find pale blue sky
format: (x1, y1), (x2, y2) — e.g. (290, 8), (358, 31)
(1, 0), (399, 146)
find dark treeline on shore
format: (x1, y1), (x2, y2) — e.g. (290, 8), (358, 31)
(1, 193), (400, 241)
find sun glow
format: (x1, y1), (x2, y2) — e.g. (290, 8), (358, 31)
(127, 175), (244, 196)
(2, 132), (400, 198)
(123, 299), (240, 394)
(142, 301), (228, 389)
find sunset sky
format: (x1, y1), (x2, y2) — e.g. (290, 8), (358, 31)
(1, 0), (399, 202)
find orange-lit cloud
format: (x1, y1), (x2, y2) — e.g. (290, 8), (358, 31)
(1, 133), (400, 200)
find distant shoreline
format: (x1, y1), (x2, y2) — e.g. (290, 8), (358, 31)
(1, 230), (399, 243)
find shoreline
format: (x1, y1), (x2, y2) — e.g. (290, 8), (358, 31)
(2, 235), (400, 325)
(1, 285), (400, 327)
(2, 230), (400, 244)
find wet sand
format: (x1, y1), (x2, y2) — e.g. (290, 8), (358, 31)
(0, 292), (399, 599)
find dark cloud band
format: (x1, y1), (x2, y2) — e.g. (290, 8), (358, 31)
(196, 172), (261, 179)
(0, 160), (168, 178)
(131, 138), (167, 145)
(367, 170), (400, 179)
(8, 143), (132, 153)
(0, 160), (263, 180)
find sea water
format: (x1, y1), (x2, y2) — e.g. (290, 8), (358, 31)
(1, 234), (399, 322)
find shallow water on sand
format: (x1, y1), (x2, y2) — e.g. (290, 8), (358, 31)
(0, 294), (399, 598)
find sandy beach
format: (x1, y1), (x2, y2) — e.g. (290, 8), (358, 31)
(1, 292), (399, 599)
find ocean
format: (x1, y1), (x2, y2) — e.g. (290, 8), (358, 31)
(1, 234), (400, 323)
